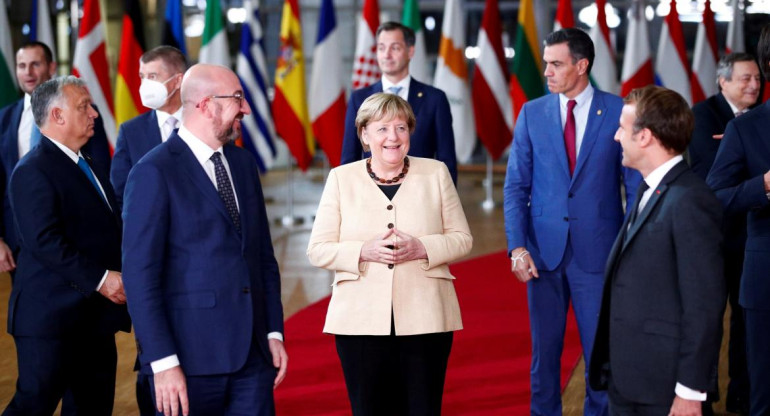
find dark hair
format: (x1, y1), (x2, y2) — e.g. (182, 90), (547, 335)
(757, 24), (770, 79)
(18, 41), (54, 64)
(545, 28), (595, 74)
(141, 46), (188, 75)
(375, 22), (415, 48)
(31, 76), (86, 128)
(624, 85), (694, 154)
(716, 52), (758, 90)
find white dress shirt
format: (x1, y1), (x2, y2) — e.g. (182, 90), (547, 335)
(155, 108), (183, 142)
(559, 84), (595, 159)
(381, 75), (411, 101)
(17, 95), (34, 159)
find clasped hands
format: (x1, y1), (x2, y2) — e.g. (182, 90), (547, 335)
(360, 229), (427, 264)
(510, 247), (539, 283)
(97, 270), (127, 304)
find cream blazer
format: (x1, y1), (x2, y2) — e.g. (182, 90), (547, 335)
(307, 157), (472, 336)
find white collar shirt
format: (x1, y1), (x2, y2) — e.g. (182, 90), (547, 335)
(155, 108), (183, 142)
(176, 125), (239, 210)
(381, 75), (411, 101)
(559, 84), (594, 159)
(638, 154), (684, 214)
(18, 94), (34, 159)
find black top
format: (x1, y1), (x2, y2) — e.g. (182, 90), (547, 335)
(377, 184), (401, 200)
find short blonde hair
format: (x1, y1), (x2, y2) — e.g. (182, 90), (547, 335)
(355, 93), (416, 152)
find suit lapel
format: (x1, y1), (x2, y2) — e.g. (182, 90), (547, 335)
(751, 102), (770, 157)
(571, 91), (605, 184)
(146, 111), (163, 147)
(407, 79), (425, 116)
(3, 101), (24, 167)
(545, 94), (571, 177)
(715, 93), (736, 126)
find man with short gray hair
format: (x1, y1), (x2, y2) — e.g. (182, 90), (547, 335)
(3, 76), (130, 415)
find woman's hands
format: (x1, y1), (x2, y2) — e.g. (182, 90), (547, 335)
(359, 229), (427, 265)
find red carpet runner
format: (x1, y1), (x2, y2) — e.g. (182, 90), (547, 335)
(275, 251), (581, 415)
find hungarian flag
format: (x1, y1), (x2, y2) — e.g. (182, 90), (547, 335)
(402, 0), (430, 83)
(554, 0), (574, 30)
(272, 0), (313, 171)
(115, 0), (147, 128)
(0, 0), (17, 108)
(434, 0), (475, 163)
(472, 0), (512, 161)
(621, 0), (653, 97)
(655, 0), (692, 105)
(589, 0), (618, 94)
(691, 0), (718, 104)
(510, 0), (544, 121)
(309, 0), (346, 167)
(30, 0), (56, 57)
(163, 0), (187, 55)
(200, 0), (230, 66)
(726, 0), (744, 54)
(351, 0), (380, 89)
(73, 0), (117, 147)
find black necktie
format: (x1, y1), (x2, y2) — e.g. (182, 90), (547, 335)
(210, 152), (241, 233)
(627, 180), (650, 232)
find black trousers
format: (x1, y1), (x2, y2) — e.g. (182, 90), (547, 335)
(335, 328), (453, 416)
(607, 374), (670, 416)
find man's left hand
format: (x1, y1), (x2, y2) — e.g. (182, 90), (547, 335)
(269, 338), (288, 388)
(668, 396), (701, 416)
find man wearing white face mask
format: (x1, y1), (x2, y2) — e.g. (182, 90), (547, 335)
(111, 46), (187, 211)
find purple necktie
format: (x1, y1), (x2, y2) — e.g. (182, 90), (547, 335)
(564, 99), (577, 175)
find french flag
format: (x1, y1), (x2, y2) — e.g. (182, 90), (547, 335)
(309, 0), (346, 167)
(655, 0), (692, 105)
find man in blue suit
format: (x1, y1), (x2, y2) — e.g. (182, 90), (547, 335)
(706, 23), (770, 416)
(340, 22), (457, 183)
(122, 64), (287, 416)
(0, 41), (111, 272)
(3, 76), (130, 415)
(503, 28), (640, 416)
(111, 45), (186, 211)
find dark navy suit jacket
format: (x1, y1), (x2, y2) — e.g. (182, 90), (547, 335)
(0, 99), (112, 254)
(110, 110), (163, 210)
(122, 133), (283, 376)
(340, 78), (457, 184)
(7, 137), (129, 336)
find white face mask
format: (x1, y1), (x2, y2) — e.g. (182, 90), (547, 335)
(139, 75), (178, 109)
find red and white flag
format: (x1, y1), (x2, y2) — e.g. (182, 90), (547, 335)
(590, 0), (618, 94)
(554, 0), (574, 30)
(726, 0), (745, 54)
(691, 0), (718, 104)
(655, 0), (692, 105)
(351, 0), (380, 90)
(73, 0), (116, 147)
(471, 0), (512, 161)
(621, 0), (653, 97)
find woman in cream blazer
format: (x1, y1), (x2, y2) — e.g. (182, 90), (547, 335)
(307, 93), (472, 416)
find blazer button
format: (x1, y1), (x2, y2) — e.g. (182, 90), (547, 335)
(242, 287), (250, 294)
(387, 205), (393, 210)
(568, 193), (574, 198)
(387, 223), (394, 229)
(388, 264), (394, 269)
(563, 217), (569, 222)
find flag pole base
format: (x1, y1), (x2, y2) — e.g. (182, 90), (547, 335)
(481, 151), (496, 212)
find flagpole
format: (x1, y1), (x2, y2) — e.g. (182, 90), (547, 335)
(482, 151), (495, 211)
(280, 154), (303, 227)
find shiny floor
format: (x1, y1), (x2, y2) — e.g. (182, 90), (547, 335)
(0, 165), (736, 414)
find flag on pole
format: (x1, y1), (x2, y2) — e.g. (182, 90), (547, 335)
(352, 0), (380, 89)
(163, 0), (187, 55)
(30, 0), (56, 57)
(115, 0), (147, 128)
(621, 0), (653, 97)
(554, 0), (574, 31)
(434, 0), (475, 163)
(510, 0), (544, 121)
(200, 0), (230, 66)
(726, 0), (744, 54)
(273, 0), (313, 171)
(655, 0), (692, 105)
(73, 0), (117, 147)
(589, 0), (619, 94)
(237, 0), (277, 172)
(472, 0), (512, 161)
(402, 0), (430, 83)
(691, 0), (717, 104)
(0, 0), (18, 108)
(310, 0), (346, 167)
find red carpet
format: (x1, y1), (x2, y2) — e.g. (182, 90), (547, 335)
(275, 251), (582, 415)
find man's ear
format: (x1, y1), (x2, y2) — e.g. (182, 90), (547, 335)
(407, 45), (415, 60)
(577, 58), (589, 76)
(51, 107), (64, 125)
(48, 62), (57, 78)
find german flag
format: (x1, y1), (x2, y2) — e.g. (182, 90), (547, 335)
(115, 0), (147, 129)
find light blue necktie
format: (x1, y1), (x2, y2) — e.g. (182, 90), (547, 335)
(387, 86), (403, 96)
(77, 157), (107, 204)
(30, 124), (42, 150)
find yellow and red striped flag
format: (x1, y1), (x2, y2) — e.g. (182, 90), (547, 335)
(510, 0), (544, 122)
(115, 0), (147, 128)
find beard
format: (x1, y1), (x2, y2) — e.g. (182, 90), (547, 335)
(214, 116), (242, 144)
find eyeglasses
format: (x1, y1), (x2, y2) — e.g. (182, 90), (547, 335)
(196, 93), (244, 108)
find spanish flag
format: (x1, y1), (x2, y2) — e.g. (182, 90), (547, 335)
(272, 0), (314, 171)
(115, 0), (147, 128)
(510, 0), (544, 121)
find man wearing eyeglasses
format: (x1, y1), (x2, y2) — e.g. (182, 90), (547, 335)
(121, 64), (287, 416)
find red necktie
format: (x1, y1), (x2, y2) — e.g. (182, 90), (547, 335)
(564, 99), (577, 175)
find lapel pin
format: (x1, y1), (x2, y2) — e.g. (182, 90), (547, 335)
(597, 109), (602, 116)
(656, 189), (661, 194)
(417, 92), (423, 98)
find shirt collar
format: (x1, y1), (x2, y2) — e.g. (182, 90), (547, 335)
(23, 94), (31, 111)
(381, 75), (411, 93)
(176, 125), (223, 165)
(643, 154), (684, 192)
(722, 95), (743, 115)
(45, 136), (84, 164)
(559, 84), (594, 110)
(156, 107), (183, 126)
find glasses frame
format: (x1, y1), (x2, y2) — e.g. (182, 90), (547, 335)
(196, 93), (245, 108)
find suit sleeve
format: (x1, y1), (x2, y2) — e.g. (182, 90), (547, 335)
(688, 103), (723, 180)
(706, 121), (770, 215)
(83, 105), (113, 172)
(340, 95), (363, 165)
(433, 91), (457, 185)
(9, 163), (107, 293)
(110, 123), (132, 211)
(503, 106), (532, 252)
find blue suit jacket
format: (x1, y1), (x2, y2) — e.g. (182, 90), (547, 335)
(7, 137), (129, 336)
(706, 100), (770, 310)
(110, 110), (163, 210)
(0, 99), (112, 253)
(504, 89), (641, 273)
(340, 79), (457, 184)
(122, 133), (284, 376)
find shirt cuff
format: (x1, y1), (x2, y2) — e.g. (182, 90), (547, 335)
(96, 270), (109, 291)
(267, 332), (284, 342)
(675, 382), (707, 401)
(150, 355), (180, 374)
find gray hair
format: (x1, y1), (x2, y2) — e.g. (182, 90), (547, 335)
(716, 52), (757, 90)
(31, 76), (87, 127)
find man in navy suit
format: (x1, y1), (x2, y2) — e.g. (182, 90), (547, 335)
(707, 23), (770, 416)
(504, 28), (640, 416)
(3, 76), (130, 415)
(111, 45), (186, 211)
(0, 41), (111, 273)
(340, 22), (457, 183)
(122, 64), (287, 416)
